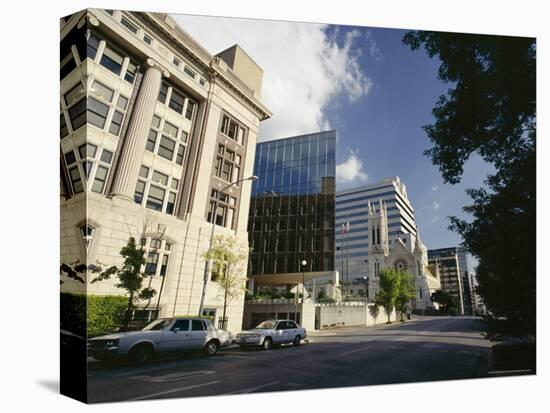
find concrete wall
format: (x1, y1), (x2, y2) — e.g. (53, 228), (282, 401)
(243, 300), (397, 332)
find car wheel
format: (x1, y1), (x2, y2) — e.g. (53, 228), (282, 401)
(293, 335), (302, 346)
(204, 340), (219, 357)
(129, 344), (153, 365)
(261, 337), (272, 350)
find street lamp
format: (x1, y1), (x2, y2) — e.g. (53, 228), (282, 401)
(363, 275), (369, 304)
(294, 259), (306, 325)
(198, 175), (258, 318)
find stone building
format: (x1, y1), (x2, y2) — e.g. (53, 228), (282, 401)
(60, 9), (271, 332)
(364, 199), (441, 311)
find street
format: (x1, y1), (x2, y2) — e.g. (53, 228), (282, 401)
(87, 316), (492, 403)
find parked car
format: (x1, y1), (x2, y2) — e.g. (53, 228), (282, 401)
(88, 317), (233, 364)
(236, 319), (307, 350)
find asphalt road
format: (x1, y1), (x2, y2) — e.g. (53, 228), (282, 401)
(87, 316), (492, 403)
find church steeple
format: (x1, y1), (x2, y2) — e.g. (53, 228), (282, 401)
(367, 199), (389, 256)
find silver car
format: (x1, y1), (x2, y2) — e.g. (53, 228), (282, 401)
(236, 319), (307, 350)
(88, 317), (232, 364)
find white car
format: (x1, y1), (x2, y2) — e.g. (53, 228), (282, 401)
(236, 320), (307, 350)
(87, 317), (233, 364)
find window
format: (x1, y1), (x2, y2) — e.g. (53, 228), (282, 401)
(134, 166), (179, 215)
(158, 82), (168, 104)
(85, 81), (129, 136)
(220, 113), (246, 145)
(100, 44), (124, 75)
(145, 115), (188, 166)
(192, 320), (205, 331)
(64, 150), (83, 194)
(60, 112), (69, 139)
(120, 17), (138, 34)
(124, 60), (138, 84)
(141, 237), (172, 277)
(67, 98), (86, 131)
(143, 34), (152, 45)
(199, 78), (206, 86)
(171, 319), (189, 331)
(173, 57), (180, 67)
(60, 51), (77, 80)
(73, 143), (114, 194)
(168, 89), (185, 114)
(87, 34), (100, 60)
(184, 66), (196, 79)
(185, 101), (195, 120)
(214, 143), (241, 184)
(80, 224), (95, 251)
(207, 189), (236, 229)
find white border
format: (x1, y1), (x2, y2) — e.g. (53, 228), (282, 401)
(1, 1), (547, 412)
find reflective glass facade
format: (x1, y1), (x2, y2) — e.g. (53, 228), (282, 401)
(248, 130), (336, 276)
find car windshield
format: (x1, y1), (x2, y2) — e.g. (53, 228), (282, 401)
(142, 319), (172, 331)
(254, 320), (276, 329)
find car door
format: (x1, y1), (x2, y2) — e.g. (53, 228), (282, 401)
(273, 321), (289, 344)
(286, 320), (299, 342)
(160, 319), (190, 351)
(188, 319), (208, 350)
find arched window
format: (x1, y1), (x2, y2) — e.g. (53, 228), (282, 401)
(140, 237), (172, 277)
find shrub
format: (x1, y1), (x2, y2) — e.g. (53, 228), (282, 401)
(60, 293), (128, 337)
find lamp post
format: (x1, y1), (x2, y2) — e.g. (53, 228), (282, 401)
(198, 175), (258, 318)
(300, 259), (307, 325)
(363, 275), (369, 304)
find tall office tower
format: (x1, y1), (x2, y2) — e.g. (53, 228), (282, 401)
(60, 9), (271, 333)
(427, 247), (467, 315)
(247, 131), (337, 301)
(335, 176), (417, 283)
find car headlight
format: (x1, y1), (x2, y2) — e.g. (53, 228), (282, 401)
(105, 339), (119, 347)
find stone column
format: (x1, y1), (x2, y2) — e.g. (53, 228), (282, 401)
(110, 59), (169, 201)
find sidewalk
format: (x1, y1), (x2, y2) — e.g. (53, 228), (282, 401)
(308, 318), (420, 336)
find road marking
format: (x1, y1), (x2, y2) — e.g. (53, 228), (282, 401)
(128, 380), (221, 401)
(131, 370), (216, 383)
(342, 345), (374, 356)
(226, 381), (280, 394)
(110, 361), (186, 378)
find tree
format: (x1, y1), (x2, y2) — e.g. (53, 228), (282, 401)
(374, 269), (400, 324)
(403, 32), (536, 333)
(92, 237), (156, 329)
(202, 235), (248, 330)
(431, 289), (459, 315)
(395, 271), (416, 322)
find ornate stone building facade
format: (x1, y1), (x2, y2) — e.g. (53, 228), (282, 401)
(365, 200), (441, 311)
(60, 9), (271, 332)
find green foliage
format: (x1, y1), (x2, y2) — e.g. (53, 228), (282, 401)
(61, 293), (127, 337)
(202, 235), (248, 322)
(91, 237), (156, 328)
(403, 32), (536, 333)
(396, 272), (416, 321)
(87, 295), (128, 337)
(375, 269), (401, 323)
(431, 290), (460, 315)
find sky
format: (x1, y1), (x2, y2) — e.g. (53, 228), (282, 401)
(171, 14), (495, 269)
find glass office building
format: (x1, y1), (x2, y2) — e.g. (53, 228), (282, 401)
(248, 130), (336, 279)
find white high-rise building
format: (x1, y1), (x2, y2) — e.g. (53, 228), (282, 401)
(335, 177), (440, 310)
(335, 176), (417, 281)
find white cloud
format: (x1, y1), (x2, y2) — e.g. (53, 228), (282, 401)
(431, 215), (440, 223)
(170, 15), (372, 140)
(432, 201), (440, 211)
(431, 185), (439, 191)
(336, 150), (368, 185)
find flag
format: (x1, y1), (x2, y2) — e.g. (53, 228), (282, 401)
(341, 221), (350, 234)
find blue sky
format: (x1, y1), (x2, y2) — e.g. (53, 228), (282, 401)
(172, 15), (495, 267)
(325, 25), (494, 256)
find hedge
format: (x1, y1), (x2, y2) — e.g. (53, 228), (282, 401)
(61, 293), (128, 338)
